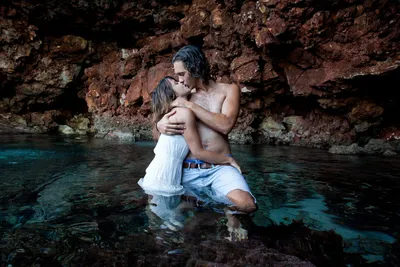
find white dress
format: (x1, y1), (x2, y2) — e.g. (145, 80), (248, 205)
(138, 134), (189, 197)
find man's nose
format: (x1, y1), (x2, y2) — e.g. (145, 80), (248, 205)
(178, 77), (184, 83)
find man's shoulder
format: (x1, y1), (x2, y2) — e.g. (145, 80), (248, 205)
(215, 82), (240, 93)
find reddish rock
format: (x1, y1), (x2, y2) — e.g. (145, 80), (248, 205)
(204, 49), (230, 75)
(180, 1), (211, 39)
(125, 70), (148, 107)
(145, 31), (185, 53)
(50, 35), (88, 55)
(347, 101), (384, 124)
(120, 55), (142, 78)
(287, 7), (307, 19)
(264, 15), (287, 37)
(262, 61), (279, 82)
(230, 53), (260, 83)
(235, 2), (258, 36)
(147, 62), (174, 95)
(210, 8), (223, 29)
(1, 0), (400, 151)
(380, 128), (400, 141)
(282, 63), (314, 96)
(253, 27), (278, 48)
(246, 99), (263, 110)
(287, 48), (322, 69)
(316, 42), (346, 61)
(301, 11), (328, 36)
(318, 98), (357, 110)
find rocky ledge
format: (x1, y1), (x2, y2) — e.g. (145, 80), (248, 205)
(1, 0), (400, 154)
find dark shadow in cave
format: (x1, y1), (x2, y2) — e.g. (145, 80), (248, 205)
(26, 1), (188, 48)
(0, 81), (16, 100)
(186, 35), (205, 48)
(345, 67), (400, 129)
(25, 87), (88, 115)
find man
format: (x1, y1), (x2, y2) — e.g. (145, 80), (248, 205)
(157, 45), (256, 214)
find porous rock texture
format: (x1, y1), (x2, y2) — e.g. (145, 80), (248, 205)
(1, 0), (399, 152)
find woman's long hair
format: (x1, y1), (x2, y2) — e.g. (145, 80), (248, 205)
(151, 76), (178, 126)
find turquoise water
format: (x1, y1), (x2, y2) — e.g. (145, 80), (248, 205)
(0, 135), (399, 266)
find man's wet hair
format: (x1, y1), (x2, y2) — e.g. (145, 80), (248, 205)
(172, 45), (211, 85)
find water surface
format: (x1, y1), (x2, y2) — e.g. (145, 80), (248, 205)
(0, 135), (399, 266)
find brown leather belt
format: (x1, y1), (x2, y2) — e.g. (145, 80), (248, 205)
(183, 162), (215, 169)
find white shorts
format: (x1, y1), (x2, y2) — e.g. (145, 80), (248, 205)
(181, 165), (256, 205)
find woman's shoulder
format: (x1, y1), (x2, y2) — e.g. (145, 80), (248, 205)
(171, 107), (194, 121)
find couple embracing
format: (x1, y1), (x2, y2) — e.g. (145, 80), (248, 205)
(138, 45), (257, 235)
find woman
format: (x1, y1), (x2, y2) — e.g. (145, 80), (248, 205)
(138, 76), (241, 197)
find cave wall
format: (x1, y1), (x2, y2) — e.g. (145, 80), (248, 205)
(1, 0), (399, 148)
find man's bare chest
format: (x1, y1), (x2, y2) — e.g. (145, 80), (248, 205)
(190, 92), (225, 113)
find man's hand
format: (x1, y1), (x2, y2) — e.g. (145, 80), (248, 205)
(229, 158), (242, 174)
(157, 110), (185, 135)
(172, 97), (191, 109)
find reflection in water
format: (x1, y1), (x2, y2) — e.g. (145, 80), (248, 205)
(146, 194), (187, 231)
(269, 194), (395, 261)
(232, 144), (400, 262)
(1, 135), (399, 266)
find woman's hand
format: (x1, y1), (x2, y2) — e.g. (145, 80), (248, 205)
(157, 110), (185, 135)
(229, 158), (242, 173)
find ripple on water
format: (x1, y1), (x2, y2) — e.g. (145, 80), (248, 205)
(1, 136), (399, 265)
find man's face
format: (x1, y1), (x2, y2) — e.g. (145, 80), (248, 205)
(168, 78), (191, 97)
(173, 61), (196, 89)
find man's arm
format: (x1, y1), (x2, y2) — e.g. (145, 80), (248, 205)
(175, 84), (240, 135)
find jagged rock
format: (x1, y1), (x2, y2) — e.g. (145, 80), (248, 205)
(354, 121), (371, 133)
(348, 101), (384, 124)
(66, 115), (91, 135)
(389, 140), (400, 153)
(230, 53), (261, 83)
(229, 128), (254, 144)
(383, 150), (397, 156)
(261, 117), (286, 134)
(0, 0), (399, 147)
(282, 116), (304, 131)
(58, 125), (75, 135)
(363, 139), (394, 155)
(329, 143), (363, 155)
(329, 139), (397, 155)
(0, 113), (39, 133)
(92, 114), (152, 141)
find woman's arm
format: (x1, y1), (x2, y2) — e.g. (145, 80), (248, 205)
(156, 110), (185, 135)
(175, 108), (236, 166)
(152, 124), (161, 141)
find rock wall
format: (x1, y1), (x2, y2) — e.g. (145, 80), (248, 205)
(1, 0), (399, 150)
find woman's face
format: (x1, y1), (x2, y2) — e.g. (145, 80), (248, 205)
(168, 78), (191, 97)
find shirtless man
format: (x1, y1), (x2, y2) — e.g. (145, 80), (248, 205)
(156, 45), (256, 215)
